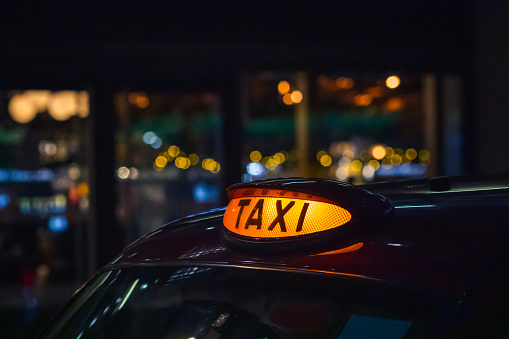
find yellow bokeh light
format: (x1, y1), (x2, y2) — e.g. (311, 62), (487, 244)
(385, 147), (394, 158)
(368, 159), (380, 171)
(250, 151), (262, 162)
(168, 145), (180, 157)
(371, 145), (386, 160)
(274, 152), (286, 164)
(406, 148), (417, 160)
(394, 148), (404, 156)
(386, 76), (401, 89)
(267, 158), (278, 167)
(291, 90), (303, 104)
(419, 150), (430, 162)
(359, 150), (371, 162)
(278, 81), (290, 95)
(316, 151), (328, 161)
(320, 155), (333, 167)
(9, 94), (38, 123)
(392, 154), (402, 165)
(283, 93), (294, 105)
(48, 91), (78, 121)
(211, 162), (221, 173)
(155, 156), (168, 168)
(202, 158), (213, 170)
(351, 160), (362, 172)
(189, 154), (199, 165)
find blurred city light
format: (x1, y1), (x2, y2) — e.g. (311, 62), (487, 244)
(128, 92), (150, 108)
(368, 159), (380, 171)
(283, 93), (293, 105)
(291, 90), (303, 104)
(351, 160), (363, 172)
(385, 147), (395, 158)
(49, 216), (68, 232)
(406, 148), (418, 160)
(8, 90), (90, 123)
(188, 154), (199, 165)
(336, 166), (349, 180)
(247, 162), (264, 176)
(385, 97), (405, 111)
(150, 137), (162, 149)
(316, 151), (327, 161)
(419, 150), (430, 162)
(168, 145), (180, 157)
(371, 145), (386, 160)
(250, 150), (262, 162)
(77, 183), (89, 196)
(336, 77), (354, 89)
(354, 94), (373, 106)
(117, 166), (130, 179)
(320, 155), (332, 167)
(129, 167), (139, 179)
(274, 152), (286, 163)
(362, 165), (376, 181)
(48, 91), (78, 121)
(193, 184), (219, 203)
(143, 131), (157, 145)
(8, 93), (39, 123)
(386, 76), (401, 89)
(155, 156), (168, 168)
(278, 81), (290, 95)
(0, 194), (11, 209)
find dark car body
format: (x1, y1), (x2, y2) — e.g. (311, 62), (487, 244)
(38, 178), (509, 338)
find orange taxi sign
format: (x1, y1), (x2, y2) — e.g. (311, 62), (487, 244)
(222, 178), (393, 250)
(223, 189), (352, 239)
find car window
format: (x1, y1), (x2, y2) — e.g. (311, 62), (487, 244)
(39, 265), (455, 339)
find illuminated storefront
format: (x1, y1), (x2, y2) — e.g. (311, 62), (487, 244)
(0, 90), (90, 290)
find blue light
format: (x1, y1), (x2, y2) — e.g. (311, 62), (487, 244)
(142, 131), (157, 145)
(247, 162), (264, 176)
(0, 194), (10, 209)
(193, 184), (219, 203)
(150, 136), (162, 149)
(0, 169), (54, 183)
(48, 216), (68, 232)
(0, 170), (8, 182)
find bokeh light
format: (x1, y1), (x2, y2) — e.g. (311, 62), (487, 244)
(250, 151), (262, 162)
(291, 90), (303, 104)
(386, 76), (401, 89)
(320, 155), (332, 167)
(278, 81), (290, 95)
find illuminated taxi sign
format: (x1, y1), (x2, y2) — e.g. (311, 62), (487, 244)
(223, 191), (352, 239)
(222, 178), (393, 250)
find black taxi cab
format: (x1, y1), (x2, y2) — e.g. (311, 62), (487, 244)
(38, 177), (509, 338)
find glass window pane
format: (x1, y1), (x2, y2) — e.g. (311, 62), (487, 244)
(242, 72), (438, 184)
(0, 90), (90, 286)
(115, 91), (223, 241)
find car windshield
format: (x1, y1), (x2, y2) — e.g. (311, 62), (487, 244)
(39, 265), (455, 339)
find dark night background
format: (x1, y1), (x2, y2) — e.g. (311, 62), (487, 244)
(2, 0), (509, 337)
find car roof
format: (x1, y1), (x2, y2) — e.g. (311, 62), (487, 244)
(109, 178), (509, 297)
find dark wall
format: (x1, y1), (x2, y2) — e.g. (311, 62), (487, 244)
(1, 1), (472, 89)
